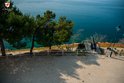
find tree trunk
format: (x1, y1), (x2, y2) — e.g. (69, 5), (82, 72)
(49, 46), (51, 50)
(0, 38), (6, 56)
(30, 27), (40, 55)
(30, 35), (35, 55)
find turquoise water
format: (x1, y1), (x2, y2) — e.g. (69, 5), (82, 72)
(5, 0), (124, 49)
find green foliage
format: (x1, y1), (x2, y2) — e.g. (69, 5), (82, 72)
(1, 1), (74, 50)
(44, 10), (56, 21)
(35, 11), (56, 48)
(54, 16), (74, 45)
(0, 1), (34, 49)
(35, 11), (74, 48)
(6, 13), (33, 39)
(6, 13), (36, 48)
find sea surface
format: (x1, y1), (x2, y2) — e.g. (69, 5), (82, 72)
(5, 0), (124, 49)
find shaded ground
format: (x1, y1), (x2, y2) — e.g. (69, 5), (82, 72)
(0, 53), (124, 83)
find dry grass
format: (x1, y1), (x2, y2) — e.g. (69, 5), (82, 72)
(1, 42), (124, 56)
(98, 42), (124, 48)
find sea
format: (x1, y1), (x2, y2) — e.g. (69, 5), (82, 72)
(4, 0), (124, 49)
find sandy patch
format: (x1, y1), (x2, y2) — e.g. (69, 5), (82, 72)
(0, 54), (124, 83)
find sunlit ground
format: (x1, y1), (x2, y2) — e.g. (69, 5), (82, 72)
(0, 53), (124, 83)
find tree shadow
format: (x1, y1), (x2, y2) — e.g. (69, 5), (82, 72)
(0, 52), (100, 83)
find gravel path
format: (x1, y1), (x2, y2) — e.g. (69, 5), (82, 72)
(0, 54), (124, 83)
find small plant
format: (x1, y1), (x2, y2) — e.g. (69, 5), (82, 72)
(118, 38), (124, 44)
(84, 33), (106, 43)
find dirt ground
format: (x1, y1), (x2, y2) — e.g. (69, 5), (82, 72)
(0, 53), (124, 83)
